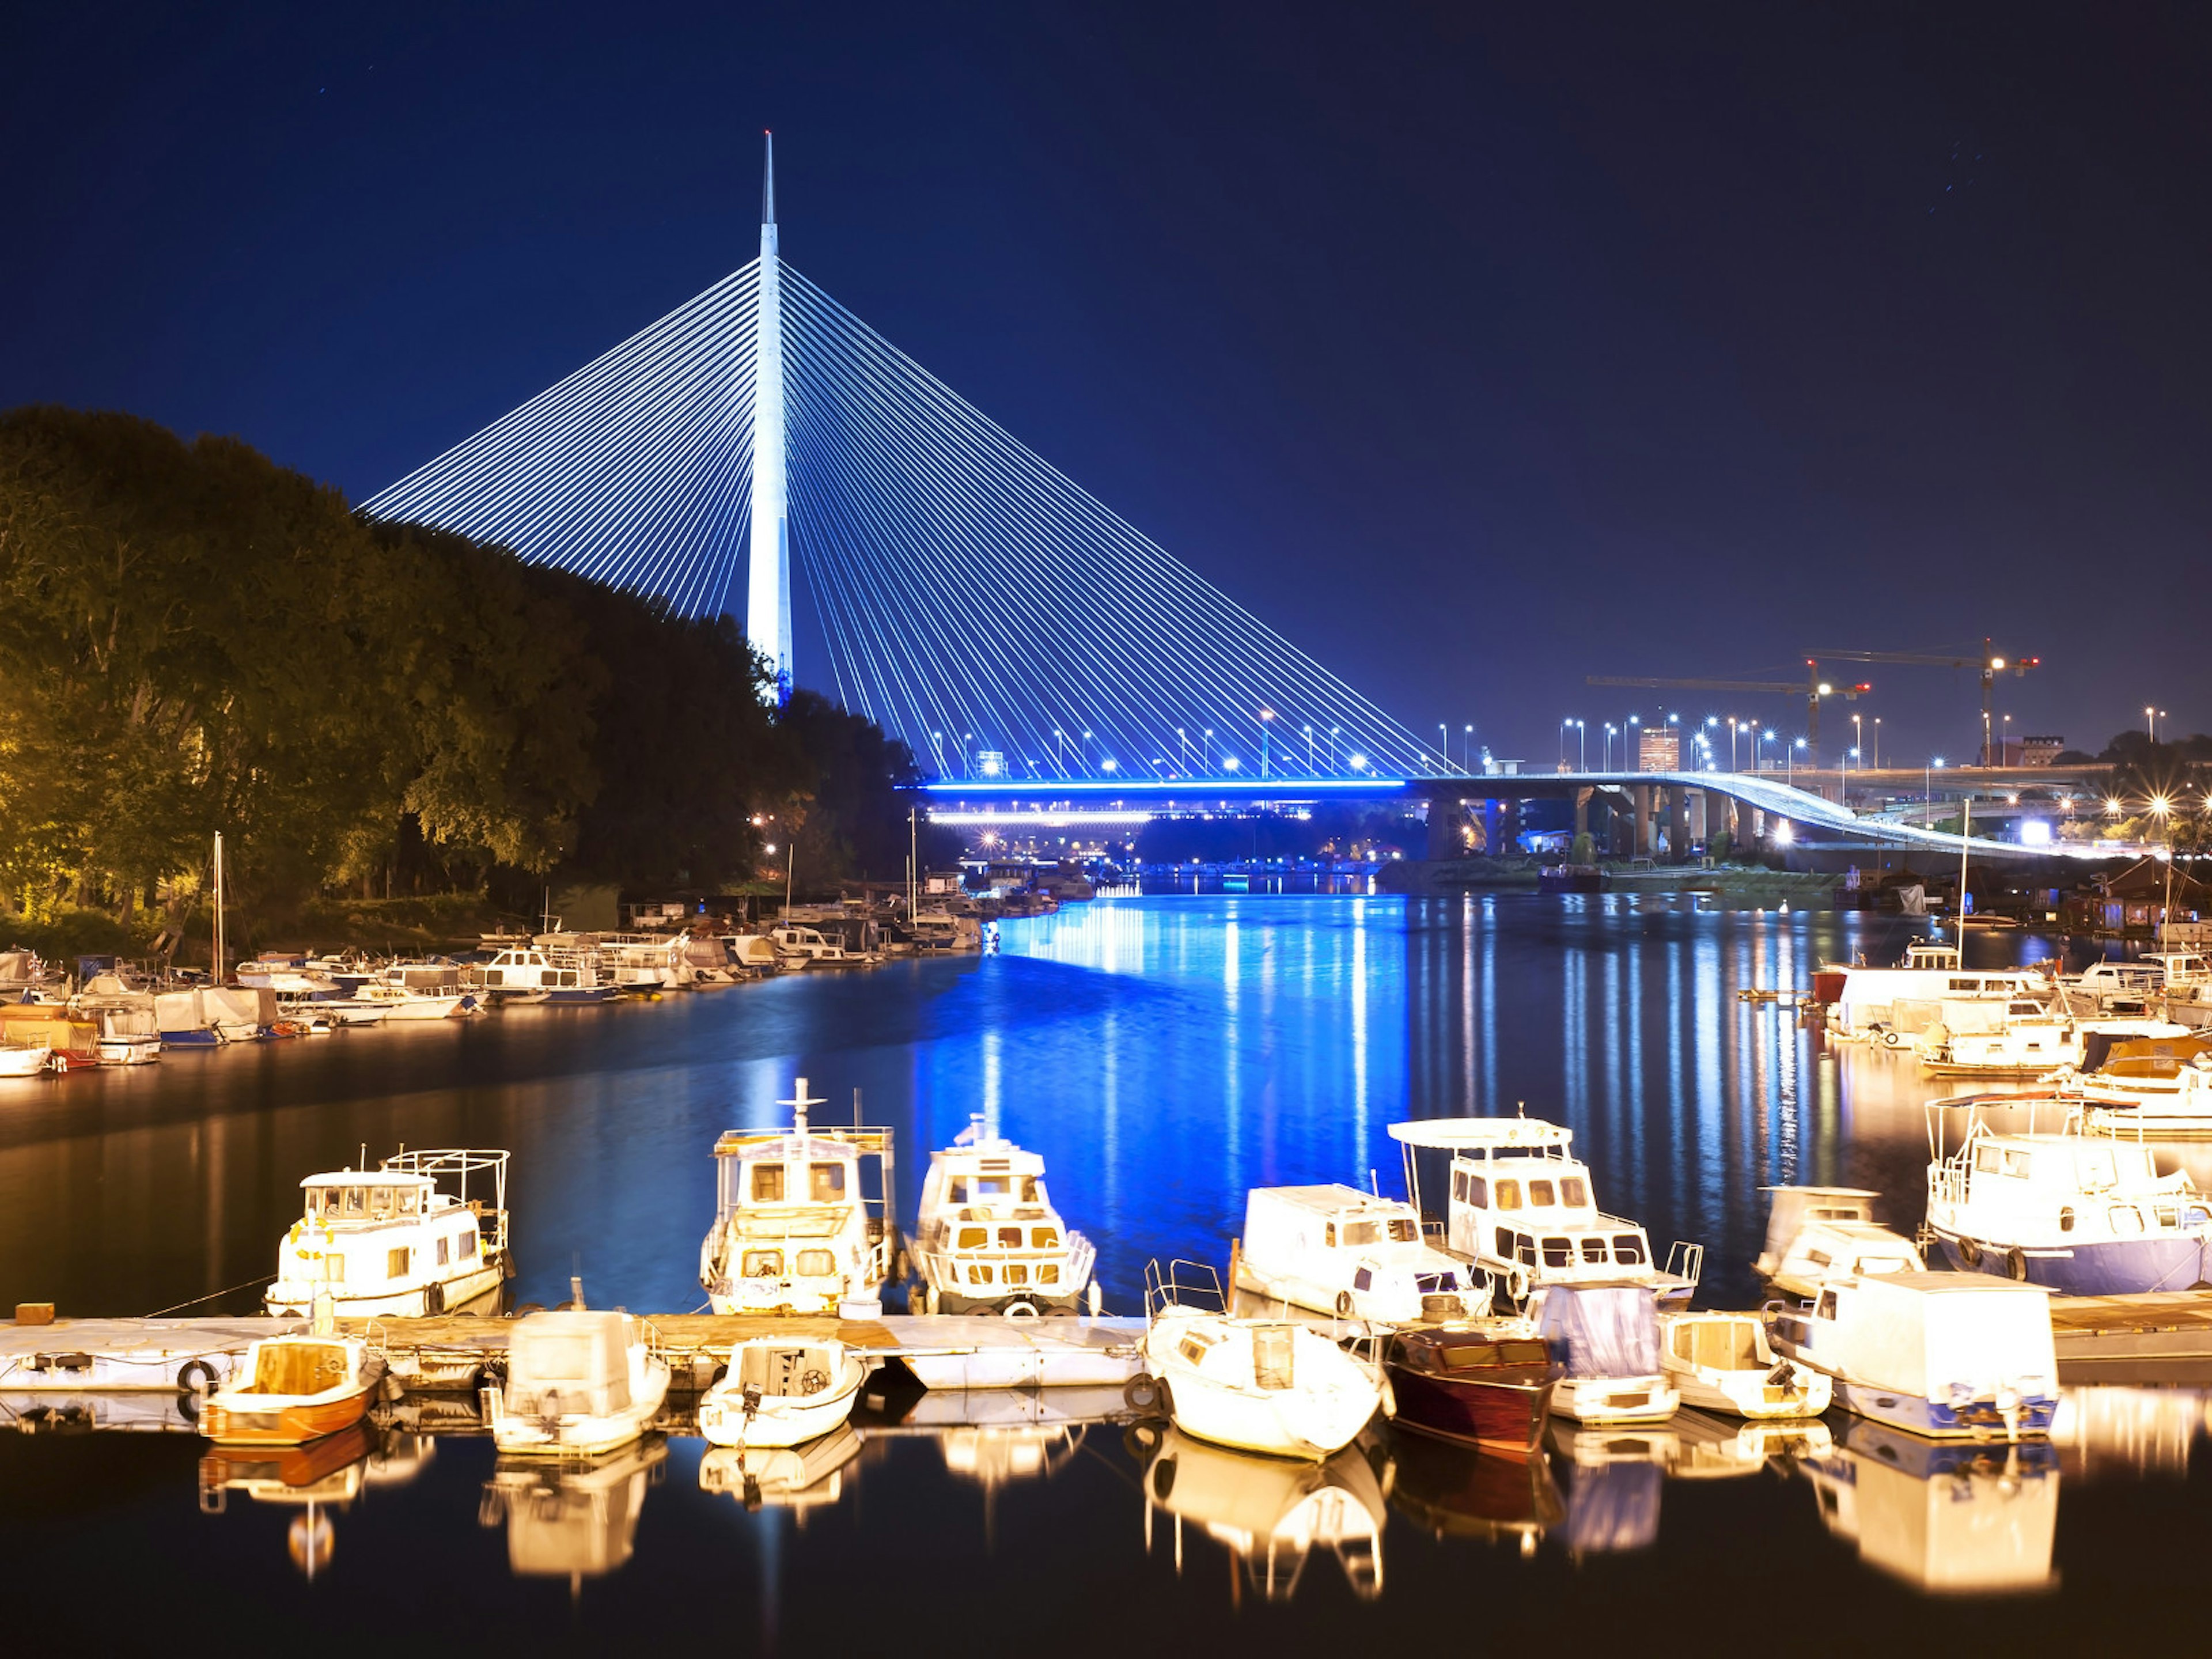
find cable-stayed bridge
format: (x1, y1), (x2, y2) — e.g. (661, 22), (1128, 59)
(362, 136), (1435, 785)
(362, 141), (2092, 864)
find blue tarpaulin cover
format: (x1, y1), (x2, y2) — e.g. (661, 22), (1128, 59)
(1536, 1284), (1659, 1378)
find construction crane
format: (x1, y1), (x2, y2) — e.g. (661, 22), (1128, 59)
(1804, 641), (2040, 764)
(1585, 662), (1868, 764)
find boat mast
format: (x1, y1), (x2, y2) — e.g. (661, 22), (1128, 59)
(213, 831), (226, 984)
(1957, 795), (1969, 935)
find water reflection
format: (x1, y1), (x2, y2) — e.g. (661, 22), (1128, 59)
(1546, 1419), (1672, 1555)
(2052, 1385), (2207, 1479)
(699, 1423), (862, 1513)
(1378, 1426), (1564, 1554)
(196, 1422), (433, 1578)
(1797, 1419), (2060, 1594)
(1137, 1424), (1386, 1602)
(480, 1438), (668, 1588)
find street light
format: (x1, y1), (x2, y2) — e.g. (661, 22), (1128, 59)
(1759, 729), (1775, 772)
(1304, 724), (1315, 772)
(1787, 736), (1806, 788)
(2147, 706), (2165, 745)
(1604, 722), (1618, 770)
(1727, 715), (1739, 772)
(1575, 719), (1586, 770)
(1926, 757), (1944, 823)
(1177, 726), (1188, 771)
(1223, 754), (1241, 773)
(1872, 717), (1881, 770)
(1463, 724), (1474, 774)
(1330, 726), (1341, 772)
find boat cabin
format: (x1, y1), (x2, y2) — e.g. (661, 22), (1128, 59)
(480, 947), (594, 990)
(1237, 1184), (1483, 1322)
(913, 1126), (1095, 1312)
(267, 1148), (509, 1318)
(505, 1310), (639, 1419)
(1388, 1116), (1698, 1301)
(1753, 1186), (1923, 1298)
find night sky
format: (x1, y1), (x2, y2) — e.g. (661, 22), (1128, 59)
(7, 3), (2208, 769)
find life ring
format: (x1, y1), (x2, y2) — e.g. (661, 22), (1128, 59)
(1003, 1298), (1040, 1319)
(1503, 1265), (1531, 1305)
(1123, 1372), (1165, 1415)
(1956, 1236), (1982, 1269)
(2006, 1246), (2029, 1282)
(177, 1359), (219, 1396)
(1335, 1290), (1355, 1318)
(1881, 1029), (1907, 1050)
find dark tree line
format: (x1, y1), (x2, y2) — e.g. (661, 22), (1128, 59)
(0, 406), (934, 929)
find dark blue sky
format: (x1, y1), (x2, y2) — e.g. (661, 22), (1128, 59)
(7, 3), (2207, 767)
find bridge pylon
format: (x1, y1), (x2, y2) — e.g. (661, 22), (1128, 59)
(745, 131), (794, 703)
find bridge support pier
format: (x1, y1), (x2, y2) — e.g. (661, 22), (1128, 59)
(1426, 799), (1466, 860)
(1574, 788), (1592, 845)
(1630, 785), (1653, 857)
(1667, 787), (1690, 863)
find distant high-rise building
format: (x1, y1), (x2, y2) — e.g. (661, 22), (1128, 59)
(1639, 728), (1680, 772)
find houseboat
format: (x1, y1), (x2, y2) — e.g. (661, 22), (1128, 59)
(1766, 1272), (2056, 1440)
(1131, 1260), (1386, 1460)
(1388, 1114), (1700, 1308)
(472, 944), (618, 1003)
(1925, 1103), (2212, 1293)
(698, 1080), (898, 1316)
(263, 1149), (512, 1319)
(910, 1120), (1097, 1315)
(1234, 1184), (1488, 1324)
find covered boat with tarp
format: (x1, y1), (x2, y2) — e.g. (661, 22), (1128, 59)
(1529, 1281), (1679, 1424)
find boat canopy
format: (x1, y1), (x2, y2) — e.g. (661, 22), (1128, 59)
(1533, 1283), (1659, 1378)
(1389, 1118), (1574, 1153)
(507, 1311), (634, 1411)
(2083, 1032), (2212, 1078)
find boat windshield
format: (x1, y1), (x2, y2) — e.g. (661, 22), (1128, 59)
(1340, 1217), (1417, 1245)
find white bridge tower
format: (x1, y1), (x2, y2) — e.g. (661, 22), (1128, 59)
(745, 131), (793, 703)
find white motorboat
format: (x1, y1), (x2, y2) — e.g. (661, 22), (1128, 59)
(0, 1044), (50, 1078)
(1131, 1260), (1386, 1460)
(485, 1309), (669, 1457)
(1815, 943), (2051, 1044)
(2066, 1033), (2212, 1138)
(2059, 959), (2168, 1016)
(1135, 1425), (1386, 1601)
(1918, 999), (2184, 1077)
(595, 933), (692, 991)
(698, 1079), (899, 1316)
(1388, 1113), (1700, 1308)
(910, 1119), (1099, 1315)
(1925, 1101), (2212, 1293)
(1767, 1272), (2056, 1440)
(1657, 1310), (1830, 1419)
(1752, 1186), (1925, 1302)
(1528, 1282), (1681, 1424)
(1233, 1183), (1489, 1324)
(721, 934), (781, 976)
(696, 1338), (869, 1449)
(353, 980), (479, 1020)
(233, 956), (342, 997)
(71, 975), (163, 1063)
(767, 923), (874, 968)
(264, 1149), (512, 1318)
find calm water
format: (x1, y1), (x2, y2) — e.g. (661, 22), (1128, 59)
(6, 895), (2210, 1652)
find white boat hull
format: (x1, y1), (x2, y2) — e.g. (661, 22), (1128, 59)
(1551, 1376), (1681, 1424)
(696, 1362), (865, 1449)
(487, 1363), (670, 1458)
(265, 1262), (504, 1320)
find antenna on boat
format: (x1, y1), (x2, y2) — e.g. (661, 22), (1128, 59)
(854, 1086), (862, 1130)
(781, 1076), (827, 1133)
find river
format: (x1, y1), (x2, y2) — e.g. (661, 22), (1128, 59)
(5, 893), (2206, 1652)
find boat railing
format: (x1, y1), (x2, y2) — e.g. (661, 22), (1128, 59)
(1144, 1257), (1226, 1319)
(1664, 1240), (1705, 1289)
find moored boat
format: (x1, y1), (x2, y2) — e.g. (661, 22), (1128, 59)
(1752, 1185), (1926, 1302)
(485, 1309), (669, 1457)
(199, 1333), (383, 1445)
(264, 1149), (512, 1318)
(1382, 1325), (1559, 1455)
(1132, 1259), (1387, 1460)
(1657, 1310), (1830, 1418)
(1234, 1183), (1489, 1324)
(696, 1338), (869, 1449)
(910, 1119), (1097, 1315)
(1528, 1281), (1680, 1424)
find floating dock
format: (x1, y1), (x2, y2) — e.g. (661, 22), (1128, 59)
(2049, 1291), (2212, 1380)
(1, 1312), (1148, 1398)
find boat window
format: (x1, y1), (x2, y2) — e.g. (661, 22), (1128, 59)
(1441, 1343), (1495, 1369)
(975, 1176), (1010, 1198)
(1178, 1335), (1210, 1366)
(387, 1247), (410, 1279)
(809, 1163), (846, 1201)
(796, 1249), (835, 1277)
(1580, 1238), (1609, 1263)
(1452, 1171), (1467, 1202)
(2059, 1206), (2075, 1234)
(1495, 1180), (1523, 1211)
(742, 1249), (785, 1278)
(949, 1179), (968, 1205)
(1388, 1218), (1416, 1242)
(1496, 1226), (1517, 1259)
(1032, 1227), (1060, 1250)
(1974, 1145), (2006, 1176)
(2111, 1206), (2146, 1236)
(1252, 1327), (1296, 1391)
(1353, 1267), (1372, 1290)
(1807, 1248), (1832, 1267)
(324, 1256), (345, 1283)
(1324, 1223), (1337, 1247)
(1541, 1237), (1573, 1268)
(958, 1226), (988, 1249)
(1561, 1178), (1588, 1207)
(1005, 1264), (1029, 1285)
(306, 1188), (333, 1219)
(1612, 1235), (1646, 1265)
(1342, 1221), (1382, 1247)
(1040, 1263), (1059, 1284)
(1816, 1289), (1839, 1320)
(752, 1164), (786, 1203)
(1464, 1176), (1488, 1207)
(1021, 1178), (1040, 1202)
(2003, 1149), (2035, 1179)
(399, 1188), (419, 1215)
(342, 1187), (366, 1218)
(969, 1264), (994, 1285)
(435, 1237), (449, 1267)
(1517, 1236), (1538, 1267)
(1498, 1339), (1548, 1366)
(459, 1230), (476, 1259)
(486, 969), (504, 987)
(1529, 1180), (1557, 1207)
(998, 1226), (1023, 1248)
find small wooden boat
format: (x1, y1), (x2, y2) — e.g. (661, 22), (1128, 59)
(199, 1334), (382, 1445)
(1382, 1326), (1559, 1455)
(697, 1338), (869, 1448)
(1658, 1310), (1830, 1418)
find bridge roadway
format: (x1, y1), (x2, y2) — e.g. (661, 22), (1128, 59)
(922, 770), (2112, 863)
